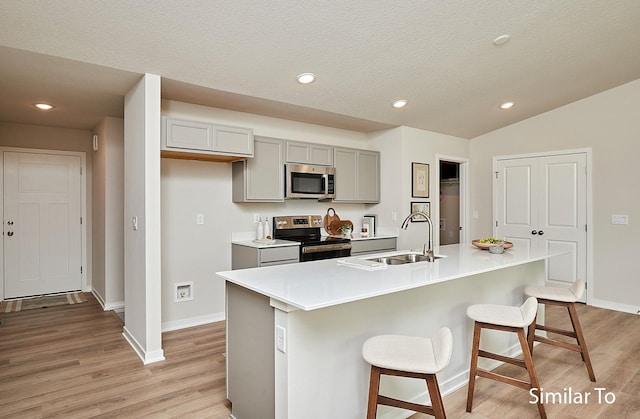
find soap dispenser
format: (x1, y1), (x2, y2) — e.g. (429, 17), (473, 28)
(264, 217), (271, 239)
(257, 217), (264, 240)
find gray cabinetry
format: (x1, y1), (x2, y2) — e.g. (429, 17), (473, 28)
(232, 136), (284, 202)
(333, 147), (380, 203)
(161, 117), (253, 161)
(232, 244), (299, 269)
(286, 141), (333, 166)
(350, 237), (397, 256)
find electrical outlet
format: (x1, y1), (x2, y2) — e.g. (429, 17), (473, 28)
(253, 213), (260, 223)
(174, 282), (194, 302)
(196, 213), (204, 225)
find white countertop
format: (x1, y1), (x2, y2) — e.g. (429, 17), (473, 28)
(216, 243), (564, 311)
(232, 239), (300, 249)
(232, 232), (396, 248)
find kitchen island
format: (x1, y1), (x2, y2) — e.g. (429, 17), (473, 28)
(216, 244), (563, 419)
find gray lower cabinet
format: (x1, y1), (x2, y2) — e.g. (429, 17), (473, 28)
(232, 136), (284, 202)
(232, 244), (299, 269)
(350, 237), (397, 256)
(285, 140), (333, 166)
(333, 147), (380, 203)
(161, 117), (253, 161)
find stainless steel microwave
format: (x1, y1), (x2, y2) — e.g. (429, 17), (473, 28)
(285, 164), (335, 199)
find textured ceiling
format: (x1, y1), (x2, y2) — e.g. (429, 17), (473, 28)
(1, 0), (639, 138)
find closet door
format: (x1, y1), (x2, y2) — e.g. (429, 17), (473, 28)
(495, 153), (587, 298)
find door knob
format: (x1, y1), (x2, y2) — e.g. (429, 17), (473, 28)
(7, 221), (13, 226)
(537, 230), (544, 236)
(7, 231), (13, 237)
(531, 230), (538, 235)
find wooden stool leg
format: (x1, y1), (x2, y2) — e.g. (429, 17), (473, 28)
(518, 329), (546, 419)
(367, 366), (381, 419)
(527, 313), (537, 355)
(466, 321), (481, 412)
(426, 374), (447, 419)
(567, 303), (596, 382)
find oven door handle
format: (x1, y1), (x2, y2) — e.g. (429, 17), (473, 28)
(302, 243), (352, 254)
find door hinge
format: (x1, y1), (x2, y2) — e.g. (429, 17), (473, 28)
(80, 266), (83, 274)
(585, 224), (587, 232)
(495, 171), (499, 179)
(80, 217), (83, 225)
(80, 167), (83, 175)
(495, 220), (498, 227)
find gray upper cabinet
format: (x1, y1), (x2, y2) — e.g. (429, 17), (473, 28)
(214, 124), (254, 156)
(285, 141), (333, 166)
(163, 117), (214, 151)
(232, 136), (284, 202)
(162, 117), (254, 161)
(333, 147), (380, 203)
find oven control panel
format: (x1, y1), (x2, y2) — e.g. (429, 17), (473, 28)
(274, 215), (323, 230)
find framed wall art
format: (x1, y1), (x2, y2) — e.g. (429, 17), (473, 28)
(411, 162), (430, 198)
(410, 202), (431, 222)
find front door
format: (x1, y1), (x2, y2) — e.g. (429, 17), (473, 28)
(495, 153), (587, 300)
(4, 151), (82, 298)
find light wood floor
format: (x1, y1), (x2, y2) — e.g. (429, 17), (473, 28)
(412, 302), (640, 419)
(0, 293), (638, 418)
(0, 293), (230, 418)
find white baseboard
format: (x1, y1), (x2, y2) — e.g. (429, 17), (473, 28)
(122, 325), (165, 365)
(91, 290), (124, 312)
(161, 312), (225, 333)
(590, 298), (640, 315)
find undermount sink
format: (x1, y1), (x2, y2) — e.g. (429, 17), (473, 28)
(365, 252), (445, 265)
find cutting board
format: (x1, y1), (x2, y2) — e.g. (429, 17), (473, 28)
(323, 208), (340, 234)
(328, 220), (354, 236)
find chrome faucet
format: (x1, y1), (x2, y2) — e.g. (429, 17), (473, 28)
(401, 211), (435, 262)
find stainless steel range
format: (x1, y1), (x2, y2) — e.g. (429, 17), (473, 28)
(273, 215), (351, 262)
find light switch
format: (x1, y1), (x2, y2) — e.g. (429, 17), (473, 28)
(276, 325), (287, 353)
(611, 214), (629, 225)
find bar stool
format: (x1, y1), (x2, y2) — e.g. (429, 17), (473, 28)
(466, 296), (546, 419)
(362, 327), (453, 419)
(525, 279), (596, 382)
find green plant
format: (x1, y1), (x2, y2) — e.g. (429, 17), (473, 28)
(339, 224), (351, 234)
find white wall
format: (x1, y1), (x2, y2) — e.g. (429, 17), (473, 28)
(367, 126), (470, 251)
(123, 74), (164, 363)
(0, 122), (93, 295)
(92, 117), (124, 310)
(469, 79), (640, 313)
(160, 100), (376, 330)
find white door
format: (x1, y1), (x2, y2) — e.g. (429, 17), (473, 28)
(4, 151), (82, 298)
(495, 153), (587, 299)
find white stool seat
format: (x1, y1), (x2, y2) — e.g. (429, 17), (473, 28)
(363, 327), (453, 374)
(523, 279), (595, 382)
(363, 327), (452, 418)
(525, 279), (585, 303)
(466, 297), (546, 418)
(466, 296), (538, 328)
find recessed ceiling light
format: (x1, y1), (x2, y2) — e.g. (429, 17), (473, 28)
(500, 101), (515, 109)
(392, 100), (408, 108)
(297, 73), (316, 84)
(34, 103), (54, 110)
(492, 34), (511, 46)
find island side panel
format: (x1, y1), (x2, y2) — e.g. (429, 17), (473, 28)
(279, 260), (546, 419)
(226, 282), (275, 419)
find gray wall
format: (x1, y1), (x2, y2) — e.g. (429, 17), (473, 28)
(469, 79), (640, 312)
